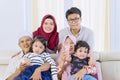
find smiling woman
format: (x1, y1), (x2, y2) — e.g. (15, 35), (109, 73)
(33, 14), (59, 54)
(42, 16), (55, 33)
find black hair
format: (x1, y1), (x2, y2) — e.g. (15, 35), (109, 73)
(46, 15), (53, 19)
(74, 40), (90, 53)
(30, 36), (48, 52)
(66, 7), (82, 19)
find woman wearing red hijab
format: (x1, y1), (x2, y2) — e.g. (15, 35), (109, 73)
(33, 14), (59, 54)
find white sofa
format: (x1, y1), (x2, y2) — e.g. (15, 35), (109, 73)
(0, 51), (120, 80)
(96, 52), (120, 80)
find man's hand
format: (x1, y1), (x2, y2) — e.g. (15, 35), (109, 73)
(74, 68), (87, 80)
(30, 67), (42, 80)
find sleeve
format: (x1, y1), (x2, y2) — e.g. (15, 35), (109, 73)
(33, 28), (39, 38)
(86, 29), (94, 50)
(23, 53), (30, 58)
(2, 57), (19, 79)
(42, 53), (58, 80)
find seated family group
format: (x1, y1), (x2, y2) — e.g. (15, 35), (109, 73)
(3, 7), (97, 80)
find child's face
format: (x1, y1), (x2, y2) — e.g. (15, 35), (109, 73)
(32, 40), (45, 54)
(64, 37), (75, 54)
(75, 47), (88, 59)
(43, 18), (54, 33)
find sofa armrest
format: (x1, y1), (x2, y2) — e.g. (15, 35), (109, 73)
(99, 52), (120, 80)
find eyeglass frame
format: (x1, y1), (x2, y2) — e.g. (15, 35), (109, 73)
(67, 17), (80, 23)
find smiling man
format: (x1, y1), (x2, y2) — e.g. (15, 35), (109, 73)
(59, 7), (94, 50)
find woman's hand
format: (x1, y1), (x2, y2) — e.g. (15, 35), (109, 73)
(19, 63), (28, 72)
(30, 67), (42, 80)
(60, 51), (66, 62)
(74, 68), (87, 80)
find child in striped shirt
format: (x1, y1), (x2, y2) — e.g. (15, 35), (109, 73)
(14, 36), (58, 80)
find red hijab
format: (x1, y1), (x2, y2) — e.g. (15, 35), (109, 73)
(33, 14), (59, 50)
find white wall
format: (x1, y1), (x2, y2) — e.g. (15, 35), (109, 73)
(110, 0), (120, 52)
(36, 0), (64, 32)
(0, 0), (120, 52)
(73, 0), (106, 51)
(0, 0), (32, 51)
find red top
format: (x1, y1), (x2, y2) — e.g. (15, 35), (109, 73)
(33, 14), (59, 50)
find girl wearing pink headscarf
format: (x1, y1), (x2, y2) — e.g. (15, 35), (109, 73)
(56, 35), (76, 80)
(33, 14), (59, 54)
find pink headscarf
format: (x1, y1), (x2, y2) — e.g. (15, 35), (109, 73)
(33, 14), (59, 50)
(56, 35), (76, 80)
(62, 35), (76, 45)
(56, 34), (76, 63)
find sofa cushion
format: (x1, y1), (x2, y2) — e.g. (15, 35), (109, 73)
(101, 61), (120, 80)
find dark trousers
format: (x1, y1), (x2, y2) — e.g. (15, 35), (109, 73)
(14, 65), (52, 80)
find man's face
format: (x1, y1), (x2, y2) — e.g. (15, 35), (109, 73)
(67, 13), (81, 30)
(19, 36), (32, 54)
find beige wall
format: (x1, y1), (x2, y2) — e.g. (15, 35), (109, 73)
(32, 0), (39, 31)
(32, 0), (65, 32)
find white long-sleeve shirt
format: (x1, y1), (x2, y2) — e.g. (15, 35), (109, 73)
(2, 51), (24, 80)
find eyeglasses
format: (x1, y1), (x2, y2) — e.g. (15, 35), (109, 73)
(67, 18), (80, 23)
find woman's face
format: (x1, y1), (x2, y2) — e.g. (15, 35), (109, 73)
(64, 37), (75, 54)
(43, 18), (54, 33)
(32, 40), (45, 54)
(19, 36), (32, 54)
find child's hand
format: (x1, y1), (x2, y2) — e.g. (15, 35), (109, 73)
(19, 62), (28, 72)
(74, 68), (87, 80)
(83, 65), (96, 74)
(57, 66), (62, 72)
(22, 58), (31, 66)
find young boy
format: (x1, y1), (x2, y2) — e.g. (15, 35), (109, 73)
(67, 40), (96, 80)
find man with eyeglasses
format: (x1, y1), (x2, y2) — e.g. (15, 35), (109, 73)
(58, 7), (94, 50)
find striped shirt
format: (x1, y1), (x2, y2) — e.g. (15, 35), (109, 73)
(23, 52), (58, 80)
